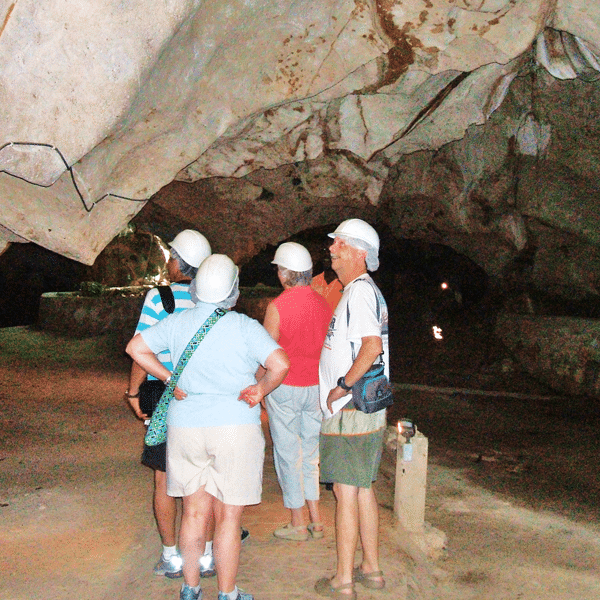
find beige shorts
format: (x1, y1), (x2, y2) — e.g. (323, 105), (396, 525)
(166, 423), (265, 506)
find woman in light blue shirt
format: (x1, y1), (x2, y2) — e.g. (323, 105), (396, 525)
(127, 255), (289, 600)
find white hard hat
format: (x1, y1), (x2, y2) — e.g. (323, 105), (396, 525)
(194, 254), (239, 304)
(328, 219), (380, 252)
(168, 230), (211, 268)
(271, 242), (313, 272)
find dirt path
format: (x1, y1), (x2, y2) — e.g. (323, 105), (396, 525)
(1, 327), (600, 600)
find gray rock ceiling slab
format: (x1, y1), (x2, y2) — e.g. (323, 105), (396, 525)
(1, 0), (599, 289)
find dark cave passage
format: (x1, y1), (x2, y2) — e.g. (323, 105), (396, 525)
(237, 226), (515, 391)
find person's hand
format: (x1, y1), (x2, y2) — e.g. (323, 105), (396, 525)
(326, 386), (350, 414)
(173, 386), (187, 401)
(238, 384), (263, 408)
(125, 393), (149, 420)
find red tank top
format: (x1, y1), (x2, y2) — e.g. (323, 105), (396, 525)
(272, 286), (332, 386)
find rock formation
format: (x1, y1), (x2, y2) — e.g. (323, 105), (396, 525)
(1, 0), (600, 302)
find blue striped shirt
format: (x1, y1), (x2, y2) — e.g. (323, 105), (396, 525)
(135, 282), (195, 376)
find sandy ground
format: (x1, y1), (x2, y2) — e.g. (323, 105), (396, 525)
(1, 326), (600, 600)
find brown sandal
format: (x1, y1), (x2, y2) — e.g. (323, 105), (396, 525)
(353, 567), (386, 589)
(308, 522), (325, 539)
(315, 577), (357, 599)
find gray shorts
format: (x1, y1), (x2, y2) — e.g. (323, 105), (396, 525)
(141, 441), (166, 472)
(319, 427), (385, 488)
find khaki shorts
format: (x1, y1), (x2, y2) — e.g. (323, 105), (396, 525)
(167, 423), (265, 506)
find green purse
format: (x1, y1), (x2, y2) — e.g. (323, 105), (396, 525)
(144, 307), (226, 446)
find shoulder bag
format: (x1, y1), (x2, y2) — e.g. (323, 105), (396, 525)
(138, 286), (176, 418)
(347, 278), (394, 414)
(351, 360), (394, 414)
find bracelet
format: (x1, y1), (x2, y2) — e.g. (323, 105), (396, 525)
(164, 375), (172, 385)
(125, 389), (140, 398)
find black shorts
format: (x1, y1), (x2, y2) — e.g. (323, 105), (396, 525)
(141, 441), (166, 472)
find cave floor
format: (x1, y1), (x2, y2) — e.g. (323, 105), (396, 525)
(1, 320), (599, 600)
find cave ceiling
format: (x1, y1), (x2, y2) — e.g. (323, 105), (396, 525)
(1, 1), (600, 298)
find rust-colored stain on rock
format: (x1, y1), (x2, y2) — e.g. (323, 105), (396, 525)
(374, 0), (416, 85)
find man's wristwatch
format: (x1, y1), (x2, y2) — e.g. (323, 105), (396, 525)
(337, 376), (352, 391)
(125, 389), (140, 398)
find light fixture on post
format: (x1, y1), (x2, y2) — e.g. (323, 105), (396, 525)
(394, 418), (428, 534)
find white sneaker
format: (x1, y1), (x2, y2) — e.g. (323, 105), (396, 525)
(153, 552), (183, 578)
(199, 552), (216, 578)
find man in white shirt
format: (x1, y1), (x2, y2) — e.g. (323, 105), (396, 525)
(315, 219), (389, 598)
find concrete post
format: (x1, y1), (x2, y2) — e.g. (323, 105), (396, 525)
(394, 428), (428, 533)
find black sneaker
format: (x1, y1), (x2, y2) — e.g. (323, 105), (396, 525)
(241, 528), (250, 544)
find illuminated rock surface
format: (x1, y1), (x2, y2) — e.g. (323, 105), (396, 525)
(1, 0), (600, 303)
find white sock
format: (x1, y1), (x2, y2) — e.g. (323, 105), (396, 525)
(162, 545), (178, 560)
(204, 540), (213, 555)
(220, 586), (238, 600)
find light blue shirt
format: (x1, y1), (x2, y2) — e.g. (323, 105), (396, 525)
(141, 303), (281, 427)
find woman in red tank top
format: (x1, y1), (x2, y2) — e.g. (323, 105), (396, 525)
(262, 242), (333, 541)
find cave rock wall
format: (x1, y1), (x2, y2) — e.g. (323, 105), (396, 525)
(1, 0), (599, 295)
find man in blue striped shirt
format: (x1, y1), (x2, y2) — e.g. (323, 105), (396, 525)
(126, 229), (211, 578)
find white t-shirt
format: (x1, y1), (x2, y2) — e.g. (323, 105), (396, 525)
(319, 273), (389, 418)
